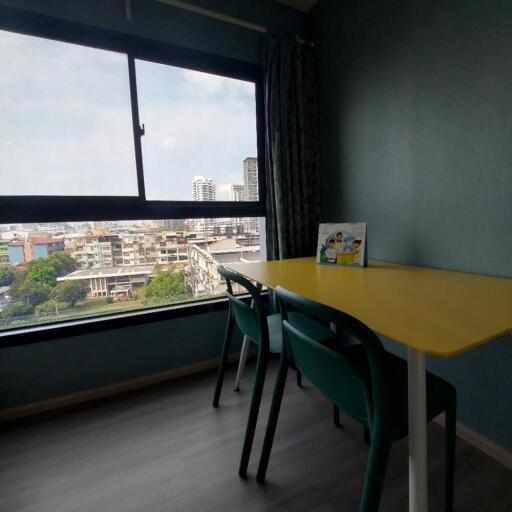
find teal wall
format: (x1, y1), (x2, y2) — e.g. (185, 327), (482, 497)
(0, 0), (306, 64)
(312, 0), (512, 451)
(0, 310), (239, 408)
(0, 0), (305, 409)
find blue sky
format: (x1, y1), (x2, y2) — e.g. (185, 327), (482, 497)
(0, 29), (257, 200)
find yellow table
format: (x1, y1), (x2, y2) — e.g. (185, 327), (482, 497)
(226, 257), (512, 512)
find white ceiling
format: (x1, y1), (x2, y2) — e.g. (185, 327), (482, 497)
(274, 0), (319, 13)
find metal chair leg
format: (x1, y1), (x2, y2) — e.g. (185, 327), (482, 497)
(256, 351), (289, 484)
(359, 424), (392, 512)
(333, 405), (341, 428)
(239, 348), (269, 478)
(212, 316), (234, 408)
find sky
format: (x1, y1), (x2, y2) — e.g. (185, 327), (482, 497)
(0, 29), (257, 200)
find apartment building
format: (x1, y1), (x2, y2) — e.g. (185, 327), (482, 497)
(187, 238), (260, 296)
(57, 265), (155, 299)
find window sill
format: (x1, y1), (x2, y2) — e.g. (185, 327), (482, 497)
(0, 295), (245, 349)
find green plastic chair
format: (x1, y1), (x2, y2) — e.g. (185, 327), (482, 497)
(212, 267), (334, 478)
(257, 286), (457, 512)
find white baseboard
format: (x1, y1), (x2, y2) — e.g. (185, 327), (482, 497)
(434, 415), (512, 470)
(0, 353), (243, 423)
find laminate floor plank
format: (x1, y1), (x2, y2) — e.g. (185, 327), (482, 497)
(0, 361), (510, 511)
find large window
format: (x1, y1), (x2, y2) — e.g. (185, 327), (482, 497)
(0, 20), (265, 334)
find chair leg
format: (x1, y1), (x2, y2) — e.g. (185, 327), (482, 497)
(239, 347), (269, 478)
(444, 392), (457, 512)
(359, 424), (392, 512)
(333, 405), (341, 428)
(364, 427), (371, 445)
(212, 315), (234, 408)
(256, 352), (289, 484)
(296, 370), (302, 388)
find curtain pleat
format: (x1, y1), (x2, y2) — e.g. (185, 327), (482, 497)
(263, 37), (320, 261)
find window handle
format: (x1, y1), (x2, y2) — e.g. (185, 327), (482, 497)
(138, 123), (145, 137)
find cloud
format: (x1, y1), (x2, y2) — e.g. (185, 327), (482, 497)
(182, 68), (254, 97)
(0, 29), (258, 202)
(161, 136), (178, 148)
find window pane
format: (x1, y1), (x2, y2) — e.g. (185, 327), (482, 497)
(136, 60), (259, 201)
(0, 30), (138, 196)
(0, 217), (265, 331)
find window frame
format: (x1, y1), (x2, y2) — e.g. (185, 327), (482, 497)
(0, 7), (267, 344)
(0, 7), (266, 224)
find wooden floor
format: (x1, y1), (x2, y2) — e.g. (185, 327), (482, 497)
(1, 361), (511, 512)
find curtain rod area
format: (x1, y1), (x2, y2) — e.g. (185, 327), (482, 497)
(156, 0), (267, 33)
(151, 0), (311, 45)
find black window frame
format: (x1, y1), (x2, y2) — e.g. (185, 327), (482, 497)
(0, 7), (266, 224)
(0, 7), (267, 344)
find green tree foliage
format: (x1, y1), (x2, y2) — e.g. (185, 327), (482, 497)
(26, 260), (57, 287)
(1, 301), (35, 319)
(53, 281), (88, 307)
(46, 252), (77, 277)
(35, 300), (58, 315)
(145, 270), (187, 299)
(11, 281), (52, 307)
(0, 266), (16, 286)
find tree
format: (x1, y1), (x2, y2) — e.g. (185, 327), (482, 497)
(35, 300), (61, 316)
(11, 281), (52, 307)
(145, 270), (187, 299)
(1, 301), (34, 319)
(26, 260), (57, 287)
(53, 281), (88, 306)
(0, 266), (16, 286)
(46, 252), (77, 277)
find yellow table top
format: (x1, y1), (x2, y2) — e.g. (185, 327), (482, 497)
(226, 257), (512, 357)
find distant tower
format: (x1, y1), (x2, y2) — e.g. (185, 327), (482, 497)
(229, 184), (245, 202)
(243, 158), (258, 201)
(243, 158), (259, 232)
(192, 176), (216, 201)
(192, 176), (216, 233)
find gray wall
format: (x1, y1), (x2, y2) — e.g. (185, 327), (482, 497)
(0, 0), (305, 409)
(312, 0), (512, 451)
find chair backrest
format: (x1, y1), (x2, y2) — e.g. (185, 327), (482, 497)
(218, 266), (268, 347)
(276, 286), (389, 425)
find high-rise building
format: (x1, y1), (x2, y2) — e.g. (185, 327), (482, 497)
(229, 184), (245, 202)
(243, 158), (258, 201)
(192, 176), (216, 201)
(229, 184), (246, 233)
(243, 158), (259, 232)
(192, 176), (216, 232)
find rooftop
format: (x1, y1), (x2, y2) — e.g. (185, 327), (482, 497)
(31, 237), (64, 244)
(58, 264), (156, 281)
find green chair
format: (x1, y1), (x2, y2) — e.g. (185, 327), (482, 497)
(257, 286), (457, 512)
(212, 267), (334, 478)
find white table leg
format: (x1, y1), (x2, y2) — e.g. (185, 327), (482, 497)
(408, 347), (428, 512)
(233, 335), (251, 391)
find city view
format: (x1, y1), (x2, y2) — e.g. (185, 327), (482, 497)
(0, 158), (263, 330)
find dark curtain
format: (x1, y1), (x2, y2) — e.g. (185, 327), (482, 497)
(263, 36), (321, 261)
